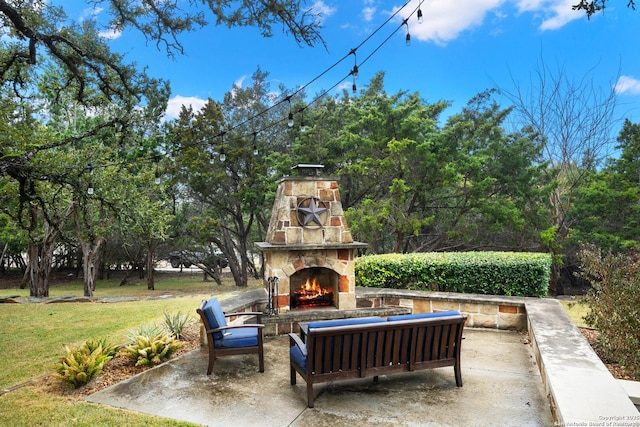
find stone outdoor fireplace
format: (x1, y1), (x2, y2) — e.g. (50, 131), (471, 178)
(256, 165), (367, 312)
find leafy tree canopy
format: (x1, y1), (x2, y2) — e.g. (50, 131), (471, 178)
(573, 0), (636, 17)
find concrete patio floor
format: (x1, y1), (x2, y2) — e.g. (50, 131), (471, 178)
(86, 328), (553, 426)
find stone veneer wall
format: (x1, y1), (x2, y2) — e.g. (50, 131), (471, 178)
(354, 288), (528, 330)
(258, 176), (367, 312)
(262, 248), (357, 311)
(265, 177), (354, 246)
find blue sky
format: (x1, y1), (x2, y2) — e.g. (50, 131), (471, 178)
(81, 1), (640, 132)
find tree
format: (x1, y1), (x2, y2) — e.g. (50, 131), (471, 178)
(498, 58), (619, 294)
(288, 74), (545, 255)
(572, 0), (636, 17)
(168, 69), (285, 286)
(569, 119), (640, 252)
(3, 0), (320, 293)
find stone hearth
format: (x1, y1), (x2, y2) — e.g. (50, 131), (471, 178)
(256, 170), (367, 312)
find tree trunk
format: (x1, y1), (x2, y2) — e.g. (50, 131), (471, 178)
(74, 202), (106, 297)
(78, 239), (105, 297)
(146, 240), (155, 290)
(23, 223), (57, 297)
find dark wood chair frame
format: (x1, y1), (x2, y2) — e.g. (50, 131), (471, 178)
(289, 314), (466, 407)
(196, 300), (265, 375)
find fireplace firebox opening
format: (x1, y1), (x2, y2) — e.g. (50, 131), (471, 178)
(290, 267), (338, 310)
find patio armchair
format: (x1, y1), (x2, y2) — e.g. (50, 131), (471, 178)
(197, 298), (265, 375)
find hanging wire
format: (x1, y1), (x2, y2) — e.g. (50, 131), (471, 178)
(14, 0), (421, 177)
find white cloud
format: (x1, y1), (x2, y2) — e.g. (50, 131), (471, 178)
(401, 0), (505, 45)
(308, 1), (337, 25)
(516, 0), (582, 30)
(165, 95), (207, 120)
(615, 76), (640, 95)
(99, 28), (121, 40)
(363, 7), (376, 22)
(394, 0), (582, 46)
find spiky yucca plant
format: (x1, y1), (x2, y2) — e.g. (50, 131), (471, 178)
(163, 310), (193, 340)
(55, 340), (115, 388)
(125, 332), (183, 367)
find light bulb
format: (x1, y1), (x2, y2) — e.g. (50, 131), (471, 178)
(417, 9), (423, 24)
(288, 112), (294, 127)
(155, 175), (161, 185)
(352, 82), (357, 93)
(88, 185), (94, 195)
(352, 65), (359, 78)
(220, 152), (226, 162)
(406, 33), (411, 46)
(301, 122), (306, 133)
(253, 145), (259, 155)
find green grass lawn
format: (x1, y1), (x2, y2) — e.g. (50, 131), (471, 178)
(0, 270), (261, 427)
(0, 270), (594, 426)
(558, 298), (591, 328)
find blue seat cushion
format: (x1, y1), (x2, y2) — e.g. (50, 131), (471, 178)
(203, 298), (228, 340)
(215, 327), (258, 348)
(387, 310), (461, 322)
(307, 316), (386, 329)
(290, 344), (307, 373)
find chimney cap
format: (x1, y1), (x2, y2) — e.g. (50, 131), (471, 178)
(291, 164), (325, 175)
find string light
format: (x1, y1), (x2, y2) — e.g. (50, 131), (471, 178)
(350, 48), (359, 78)
(219, 131), (226, 162)
(252, 132), (258, 155)
(287, 97), (294, 127)
(28, 0), (418, 182)
(87, 164), (94, 195)
(404, 19), (411, 46)
(300, 109), (306, 133)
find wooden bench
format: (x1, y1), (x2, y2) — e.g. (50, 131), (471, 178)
(289, 311), (467, 407)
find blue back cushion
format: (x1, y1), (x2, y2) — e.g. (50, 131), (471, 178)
(387, 310), (461, 322)
(307, 316), (386, 329)
(203, 298), (227, 340)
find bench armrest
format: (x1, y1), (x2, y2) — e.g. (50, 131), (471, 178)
(288, 332), (307, 357)
(207, 324), (265, 335)
(224, 311), (262, 318)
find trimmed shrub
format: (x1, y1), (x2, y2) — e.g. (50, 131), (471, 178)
(355, 251), (550, 297)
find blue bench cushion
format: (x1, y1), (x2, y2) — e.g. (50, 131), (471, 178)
(202, 298), (228, 340)
(387, 310), (461, 322)
(215, 327), (258, 349)
(290, 344), (307, 373)
(307, 316), (386, 329)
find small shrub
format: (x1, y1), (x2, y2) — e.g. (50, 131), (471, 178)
(163, 310), (193, 340)
(125, 328), (183, 367)
(83, 337), (119, 358)
(577, 245), (640, 379)
(55, 339), (116, 388)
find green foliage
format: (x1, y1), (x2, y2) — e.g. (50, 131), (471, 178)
(356, 252), (551, 297)
(578, 246), (640, 378)
(125, 327), (183, 367)
(55, 339), (116, 388)
(163, 310), (193, 340)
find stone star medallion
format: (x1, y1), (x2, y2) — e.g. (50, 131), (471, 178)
(296, 197), (328, 226)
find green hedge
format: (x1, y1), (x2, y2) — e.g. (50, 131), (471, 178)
(355, 252), (550, 297)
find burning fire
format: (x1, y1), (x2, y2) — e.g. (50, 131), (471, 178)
(294, 276), (333, 307)
(297, 277), (330, 297)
